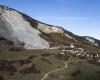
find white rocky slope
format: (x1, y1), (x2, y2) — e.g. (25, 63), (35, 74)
(84, 36), (99, 46)
(0, 6), (50, 49)
(37, 23), (64, 33)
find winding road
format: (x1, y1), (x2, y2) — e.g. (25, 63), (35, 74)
(41, 61), (68, 80)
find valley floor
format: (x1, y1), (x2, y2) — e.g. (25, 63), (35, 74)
(0, 40), (100, 80)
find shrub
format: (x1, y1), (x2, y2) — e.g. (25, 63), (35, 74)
(8, 46), (24, 52)
(41, 53), (52, 57)
(19, 64), (40, 75)
(0, 76), (4, 80)
(18, 60), (31, 66)
(27, 55), (35, 60)
(0, 60), (17, 73)
(71, 70), (82, 77)
(41, 57), (52, 65)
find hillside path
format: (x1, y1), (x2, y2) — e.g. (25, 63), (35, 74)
(41, 61), (68, 80)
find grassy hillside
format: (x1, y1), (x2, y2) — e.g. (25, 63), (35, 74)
(0, 39), (100, 80)
(0, 39), (65, 80)
(45, 58), (100, 80)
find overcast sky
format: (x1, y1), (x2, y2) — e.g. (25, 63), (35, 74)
(0, 0), (100, 39)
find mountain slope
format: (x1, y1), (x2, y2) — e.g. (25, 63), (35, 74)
(0, 5), (100, 49)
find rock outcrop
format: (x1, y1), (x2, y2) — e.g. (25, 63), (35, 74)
(37, 23), (64, 33)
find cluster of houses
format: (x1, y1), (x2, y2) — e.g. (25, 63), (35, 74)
(59, 43), (100, 61)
